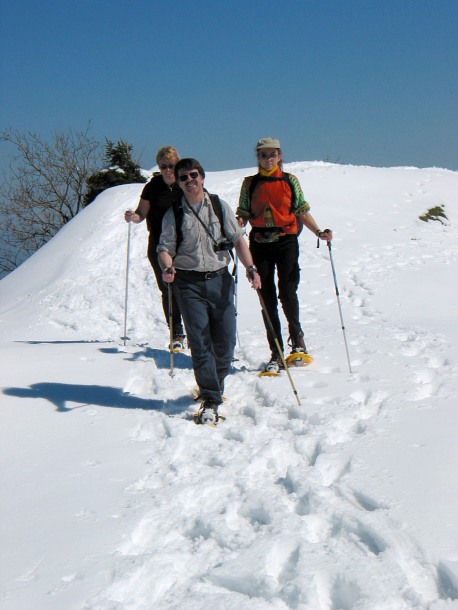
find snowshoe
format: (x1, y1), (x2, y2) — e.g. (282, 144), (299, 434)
(170, 334), (186, 352)
(285, 332), (313, 367)
(259, 354), (284, 377)
(285, 352), (314, 367)
(193, 400), (225, 426)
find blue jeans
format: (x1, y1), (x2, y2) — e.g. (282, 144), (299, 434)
(173, 270), (236, 404)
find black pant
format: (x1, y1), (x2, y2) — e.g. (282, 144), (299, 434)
(148, 241), (183, 336)
(249, 233), (302, 354)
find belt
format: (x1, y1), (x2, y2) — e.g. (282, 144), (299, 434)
(175, 267), (227, 281)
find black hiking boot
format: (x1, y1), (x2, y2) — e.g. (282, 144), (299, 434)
(290, 332), (307, 354)
(264, 353), (284, 374)
(287, 332), (311, 367)
(170, 334), (186, 351)
(193, 399), (220, 425)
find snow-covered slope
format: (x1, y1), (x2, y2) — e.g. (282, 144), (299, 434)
(1, 162), (457, 610)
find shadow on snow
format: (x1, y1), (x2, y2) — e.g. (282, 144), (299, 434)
(3, 382), (191, 415)
(14, 340), (193, 370)
(102, 346), (193, 370)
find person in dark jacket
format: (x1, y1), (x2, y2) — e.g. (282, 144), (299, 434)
(237, 137), (332, 374)
(124, 146), (185, 349)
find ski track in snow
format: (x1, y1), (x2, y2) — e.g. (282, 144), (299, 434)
(83, 178), (457, 609)
(2, 168), (457, 609)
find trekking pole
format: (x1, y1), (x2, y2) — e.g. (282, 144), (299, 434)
(255, 288), (301, 406)
(122, 215), (132, 346)
(168, 283), (175, 378)
(327, 241), (352, 374)
(234, 254), (241, 348)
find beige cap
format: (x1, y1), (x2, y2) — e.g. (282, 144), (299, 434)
(256, 137), (281, 150)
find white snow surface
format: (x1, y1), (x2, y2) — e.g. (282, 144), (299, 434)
(1, 162), (458, 610)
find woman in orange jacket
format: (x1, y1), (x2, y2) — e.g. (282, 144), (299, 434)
(237, 137), (332, 374)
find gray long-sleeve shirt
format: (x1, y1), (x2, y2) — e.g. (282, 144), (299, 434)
(157, 193), (244, 272)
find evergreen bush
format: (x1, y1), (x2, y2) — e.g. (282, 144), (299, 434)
(84, 139), (146, 206)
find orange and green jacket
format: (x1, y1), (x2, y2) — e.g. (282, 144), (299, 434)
(236, 166), (310, 234)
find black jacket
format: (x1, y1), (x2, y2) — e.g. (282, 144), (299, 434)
(140, 174), (182, 245)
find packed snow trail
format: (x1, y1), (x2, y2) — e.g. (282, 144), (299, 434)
(84, 288), (456, 608)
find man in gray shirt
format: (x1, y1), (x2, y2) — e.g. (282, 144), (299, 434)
(158, 158), (261, 425)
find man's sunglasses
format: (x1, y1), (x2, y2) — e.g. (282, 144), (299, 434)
(259, 152), (278, 159)
(160, 164), (175, 170)
(178, 171), (199, 183)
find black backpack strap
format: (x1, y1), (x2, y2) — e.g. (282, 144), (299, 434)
(247, 174), (261, 202)
(283, 172), (297, 210)
(209, 194), (235, 267)
(208, 194), (225, 238)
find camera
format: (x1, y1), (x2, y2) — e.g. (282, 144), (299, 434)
(213, 239), (233, 253)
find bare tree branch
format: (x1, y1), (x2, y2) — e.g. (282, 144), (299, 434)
(0, 126), (102, 277)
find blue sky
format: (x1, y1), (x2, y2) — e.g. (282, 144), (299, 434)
(1, 0), (457, 172)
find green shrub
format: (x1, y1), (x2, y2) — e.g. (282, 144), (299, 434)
(84, 139), (146, 206)
(419, 205), (448, 225)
